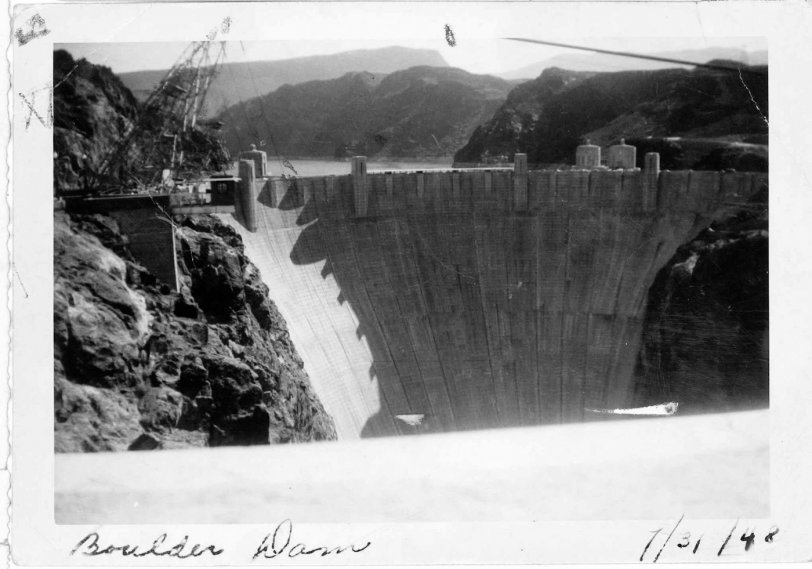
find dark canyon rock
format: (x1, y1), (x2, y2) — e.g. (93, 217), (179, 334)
(54, 211), (337, 452)
(128, 433), (162, 451)
(633, 185), (769, 412)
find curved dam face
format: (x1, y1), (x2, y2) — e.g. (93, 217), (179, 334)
(221, 167), (765, 439)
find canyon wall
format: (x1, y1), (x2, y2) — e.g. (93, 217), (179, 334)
(54, 212), (336, 451)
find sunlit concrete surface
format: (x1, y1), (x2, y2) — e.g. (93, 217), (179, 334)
(56, 410), (768, 524)
(221, 200), (387, 439)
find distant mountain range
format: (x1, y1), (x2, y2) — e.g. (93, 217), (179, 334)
(498, 47), (767, 80)
(119, 46), (449, 115)
(59, 43), (769, 173)
(455, 63), (768, 169)
(217, 66), (511, 159)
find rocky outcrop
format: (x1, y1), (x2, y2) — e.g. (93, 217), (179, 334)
(632, 184), (769, 413)
(53, 49), (229, 193)
(453, 67), (592, 165)
(217, 66), (512, 159)
(53, 49), (141, 192)
(454, 64), (768, 168)
(54, 211), (336, 452)
(623, 136), (768, 172)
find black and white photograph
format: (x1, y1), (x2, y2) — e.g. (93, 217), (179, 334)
(6, 1), (812, 565)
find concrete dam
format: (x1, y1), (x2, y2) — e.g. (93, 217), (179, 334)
(221, 153), (765, 440)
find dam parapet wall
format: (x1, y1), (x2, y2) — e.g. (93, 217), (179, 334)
(243, 149), (765, 227)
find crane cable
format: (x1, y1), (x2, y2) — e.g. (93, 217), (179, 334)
(94, 41), (208, 189)
(221, 53), (278, 173)
(502, 37), (767, 76)
(238, 41), (298, 176)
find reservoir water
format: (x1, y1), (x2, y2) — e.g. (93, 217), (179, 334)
(235, 157), (454, 177)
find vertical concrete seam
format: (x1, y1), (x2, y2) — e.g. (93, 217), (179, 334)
(390, 220), (437, 420)
(378, 219), (434, 417)
(413, 258), (460, 429)
(470, 212), (501, 427)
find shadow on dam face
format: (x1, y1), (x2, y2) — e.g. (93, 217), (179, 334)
(223, 168), (767, 440)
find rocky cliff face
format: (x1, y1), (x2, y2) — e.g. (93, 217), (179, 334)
(54, 212), (336, 452)
(53, 49), (141, 192)
(53, 49), (229, 193)
(632, 184), (769, 413)
(218, 66), (512, 159)
(454, 64), (768, 168)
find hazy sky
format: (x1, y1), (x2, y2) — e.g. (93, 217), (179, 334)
(60, 36), (766, 77)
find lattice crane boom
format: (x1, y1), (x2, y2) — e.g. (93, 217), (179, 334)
(92, 40), (228, 192)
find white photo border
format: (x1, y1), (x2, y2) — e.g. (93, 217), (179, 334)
(8, 1), (812, 565)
